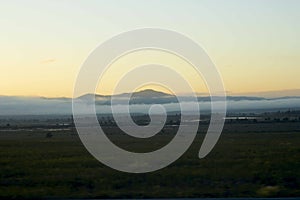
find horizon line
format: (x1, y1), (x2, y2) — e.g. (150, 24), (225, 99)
(1, 88), (300, 99)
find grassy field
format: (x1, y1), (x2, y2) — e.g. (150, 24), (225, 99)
(0, 125), (300, 199)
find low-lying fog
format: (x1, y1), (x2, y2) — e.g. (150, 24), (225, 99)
(0, 96), (300, 115)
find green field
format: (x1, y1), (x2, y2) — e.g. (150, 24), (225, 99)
(0, 125), (300, 199)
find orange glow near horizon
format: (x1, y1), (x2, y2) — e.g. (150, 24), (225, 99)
(0, 1), (299, 97)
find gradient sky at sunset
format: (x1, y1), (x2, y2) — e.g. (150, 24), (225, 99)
(0, 0), (299, 97)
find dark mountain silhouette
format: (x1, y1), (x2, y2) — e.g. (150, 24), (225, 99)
(78, 89), (173, 99)
(9, 89), (296, 105)
(130, 89), (173, 98)
(1, 89), (300, 115)
(76, 89), (267, 105)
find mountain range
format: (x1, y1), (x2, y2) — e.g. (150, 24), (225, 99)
(76, 89), (268, 105)
(1, 89), (300, 115)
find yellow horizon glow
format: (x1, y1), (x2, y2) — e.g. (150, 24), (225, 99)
(0, 1), (299, 97)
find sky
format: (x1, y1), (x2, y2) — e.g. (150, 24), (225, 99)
(0, 0), (299, 97)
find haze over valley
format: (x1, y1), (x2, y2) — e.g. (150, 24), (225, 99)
(1, 89), (300, 115)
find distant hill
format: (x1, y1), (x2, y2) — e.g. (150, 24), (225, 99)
(128, 89), (173, 98)
(1, 89), (300, 115)
(77, 89), (176, 105)
(75, 89), (269, 105)
(79, 89), (173, 99)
